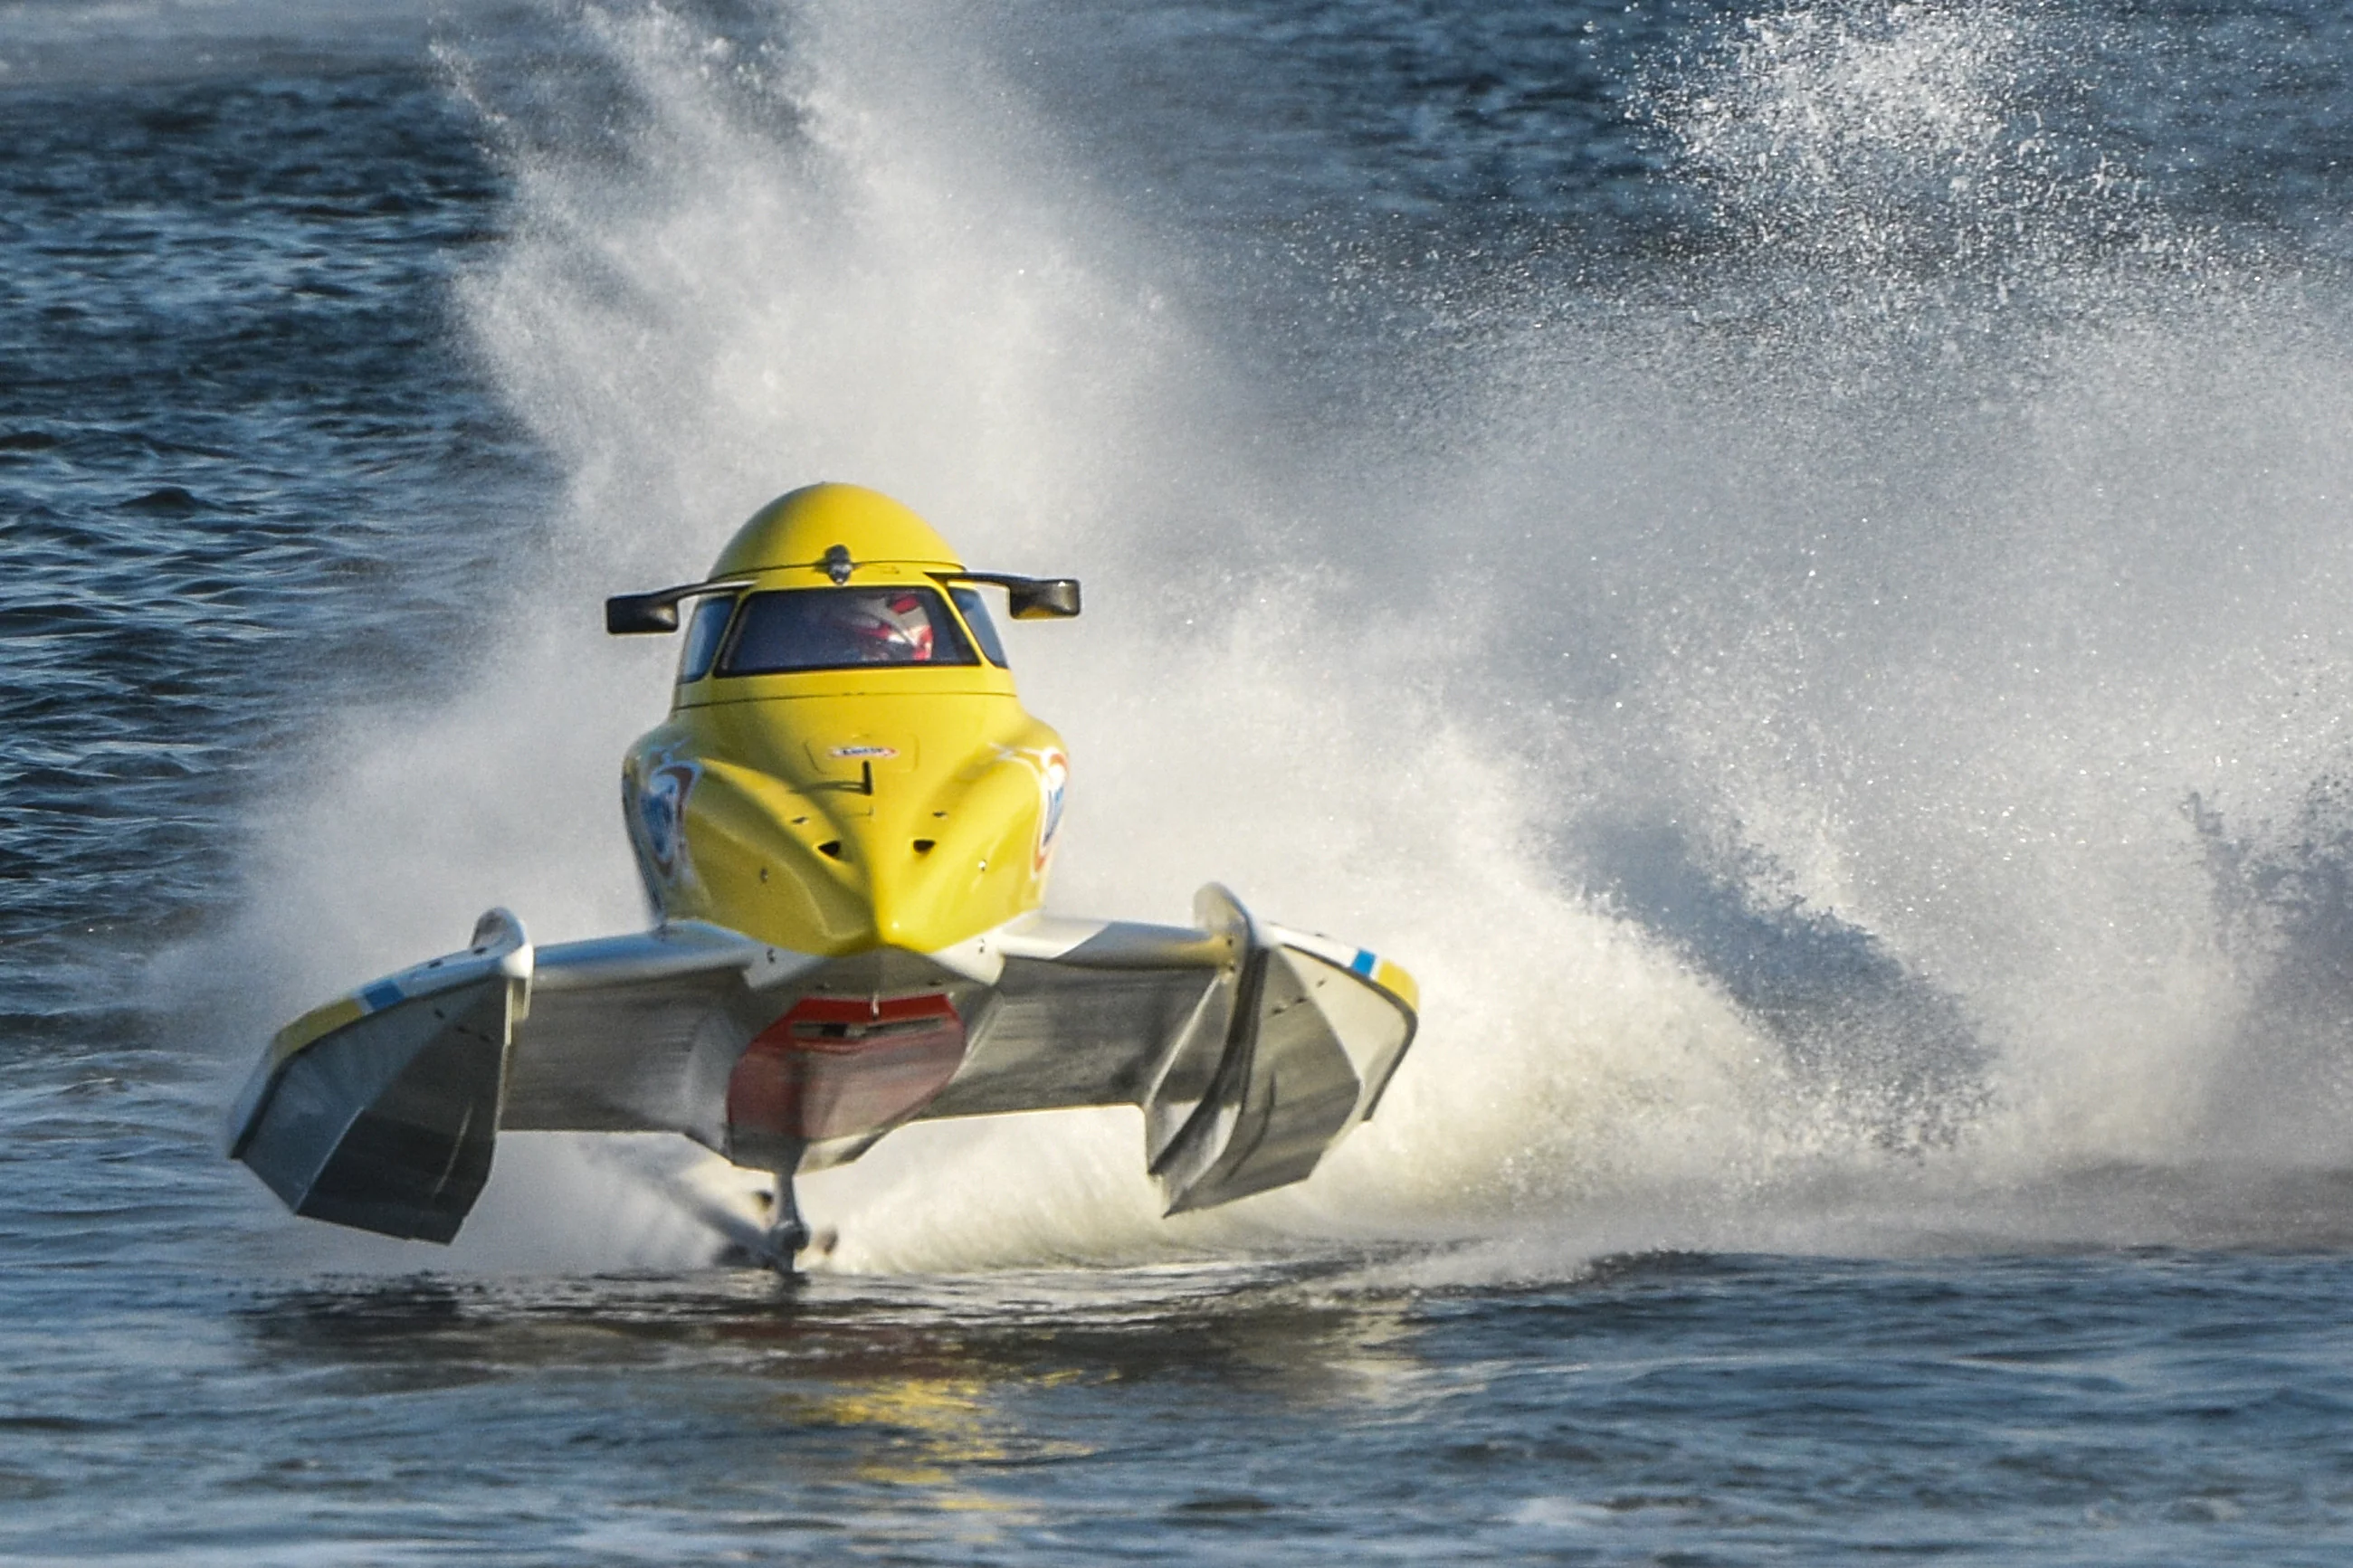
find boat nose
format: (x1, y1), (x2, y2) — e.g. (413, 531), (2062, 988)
(811, 742), (1042, 954)
(852, 816), (958, 948)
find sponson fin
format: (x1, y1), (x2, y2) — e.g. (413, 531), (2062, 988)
(1148, 887), (1416, 1214)
(227, 909), (531, 1243)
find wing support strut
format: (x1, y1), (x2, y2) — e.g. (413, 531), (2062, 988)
(224, 889), (1418, 1249)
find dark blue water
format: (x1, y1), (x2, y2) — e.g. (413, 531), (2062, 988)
(10, 1), (2353, 1560)
(12, 1252), (2353, 1563)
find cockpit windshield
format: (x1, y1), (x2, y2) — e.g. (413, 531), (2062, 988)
(677, 594), (736, 682)
(948, 585), (1008, 667)
(719, 586), (980, 675)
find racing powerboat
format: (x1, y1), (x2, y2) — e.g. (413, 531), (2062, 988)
(227, 483), (1418, 1264)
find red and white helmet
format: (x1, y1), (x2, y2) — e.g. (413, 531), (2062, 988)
(835, 592), (935, 661)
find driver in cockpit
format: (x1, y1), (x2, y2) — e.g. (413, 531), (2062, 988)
(829, 590), (938, 663)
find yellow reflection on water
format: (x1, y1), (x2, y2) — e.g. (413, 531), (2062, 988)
(783, 1368), (1093, 1523)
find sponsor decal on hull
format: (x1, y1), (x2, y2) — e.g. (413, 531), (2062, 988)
(1034, 747), (1070, 872)
(634, 759), (699, 881)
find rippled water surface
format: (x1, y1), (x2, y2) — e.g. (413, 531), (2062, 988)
(13, 1252), (2353, 1563)
(10, 1), (2353, 1561)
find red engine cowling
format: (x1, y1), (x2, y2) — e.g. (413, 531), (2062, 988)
(726, 993), (967, 1160)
